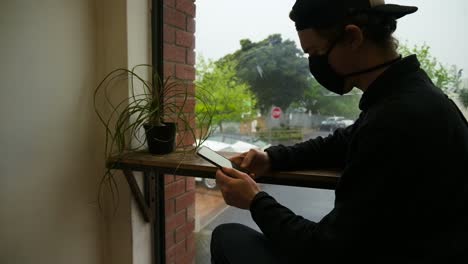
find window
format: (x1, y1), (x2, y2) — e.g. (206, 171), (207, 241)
(193, 0), (468, 262)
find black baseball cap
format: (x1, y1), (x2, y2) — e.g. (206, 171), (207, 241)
(290, 0), (418, 30)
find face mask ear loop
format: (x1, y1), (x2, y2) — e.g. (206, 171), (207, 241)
(344, 55), (402, 78)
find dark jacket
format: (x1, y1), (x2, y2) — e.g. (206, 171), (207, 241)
(251, 55), (468, 263)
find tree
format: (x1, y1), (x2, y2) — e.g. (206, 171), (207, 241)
(195, 57), (257, 132)
(399, 43), (463, 92)
(223, 34), (310, 114)
(399, 43), (468, 108)
(292, 78), (361, 119)
(292, 42), (466, 117)
(460, 88), (468, 108)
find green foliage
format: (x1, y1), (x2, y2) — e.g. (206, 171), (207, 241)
(399, 43), (463, 92)
(226, 34), (361, 119)
(460, 88), (468, 108)
(292, 43), (465, 118)
(94, 65), (212, 212)
(257, 128), (303, 141)
(222, 34), (310, 113)
(94, 65), (188, 159)
(216, 35), (465, 120)
(291, 79), (361, 119)
(195, 57), (257, 132)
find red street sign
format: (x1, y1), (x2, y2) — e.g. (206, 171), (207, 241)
(271, 107), (282, 119)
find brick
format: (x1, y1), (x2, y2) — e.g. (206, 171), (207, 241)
(175, 220), (195, 242)
(177, 98), (195, 113)
(186, 83), (195, 95)
(166, 231), (175, 250)
(163, 98), (176, 113)
(174, 240), (186, 258)
(186, 233), (195, 253)
(186, 177), (195, 191)
(175, 112), (195, 127)
(187, 205), (195, 222)
(186, 50), (195, 66)
(182, 112), (196, 129)
(165, 174), (175, 184)
(176, 0), (196, 17)
(164, 6), (186, 30)
(176, 30), (194, 48)
(177, 132), (196, 147)
(165, 179), (186, 200)
(175, 130), (195, 146)
(164, 24), (176, 43)
(176, 133), (192, 147)
(175, 64), (195, 81)
(164, 0), (175, 7)
(166, 210), (186, 232)
(165, 199), (175, 217)
(190, 115), (197, 129)
(163, 113), (178, 124)
(175, 190), (195, 212)
(174, 119), (187, 131)
(166, 247), (176, 264)
(176, 175), (185, 181)
(190, 39), (195, 50)
(176, 247), (195, 264)
(164, 62), (175, 78)
(175, 219), (195, 243)
(175, 228), (185, 243)
(164, 44), (186, 63)
(187, 17), (195, 33)
(164, 82), (190, 98)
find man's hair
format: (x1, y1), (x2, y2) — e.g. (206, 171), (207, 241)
(309, 12), (399, 51)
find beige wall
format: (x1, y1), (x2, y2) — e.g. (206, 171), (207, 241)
(127, 0), (153, 263)
(0, 0), (150, 263)
(0, 0), (104, 263)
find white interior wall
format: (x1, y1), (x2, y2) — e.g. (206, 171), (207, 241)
(0, 0), (153, 263)
(0, 0), (104, 263)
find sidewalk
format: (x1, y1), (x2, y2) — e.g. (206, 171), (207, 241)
(195, 186), (227, 232)
(195, 185), (226, 263)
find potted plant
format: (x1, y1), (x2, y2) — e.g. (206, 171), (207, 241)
(93, 64), (216, 209)
(94, 64), (202, 158)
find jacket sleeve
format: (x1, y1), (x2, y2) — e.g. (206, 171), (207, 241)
(264, 123), (356, 171)
(249, 191), (320, 255)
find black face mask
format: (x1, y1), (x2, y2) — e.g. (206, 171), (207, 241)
(308, 39), (402, 95)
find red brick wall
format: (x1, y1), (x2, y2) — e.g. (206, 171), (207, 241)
(163, 0), (196, 263)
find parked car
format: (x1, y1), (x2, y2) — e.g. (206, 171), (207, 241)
(320, 116), (354, 132)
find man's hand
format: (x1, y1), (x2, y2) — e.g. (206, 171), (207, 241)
(215, 167), (260, 210)
(230, 149), (272, 179)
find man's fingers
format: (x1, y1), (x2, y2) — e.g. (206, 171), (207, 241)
(240, 149), (256, 168)
(229, 156), (244, 165)
(221, 167), (241, 178)
(222, 167), (253, 182)
(229, 152), (247, 165)
(216, 169), (233, 185)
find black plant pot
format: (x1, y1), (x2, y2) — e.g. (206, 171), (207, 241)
(144, 123), (176, 155)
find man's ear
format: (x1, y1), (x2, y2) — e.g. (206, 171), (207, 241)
(344, 25), (364, 51)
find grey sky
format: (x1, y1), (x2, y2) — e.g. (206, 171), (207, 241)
(195, 0), (468, 79)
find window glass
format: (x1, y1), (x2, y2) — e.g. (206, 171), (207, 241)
(193, 0), (468, 262)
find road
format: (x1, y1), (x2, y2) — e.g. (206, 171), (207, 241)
(204, 184), (334, 232)
(195, 130), (335, 262)
(195, 184), (335, 263)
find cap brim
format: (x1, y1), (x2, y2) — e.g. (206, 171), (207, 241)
(372, 4), (418, 19)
